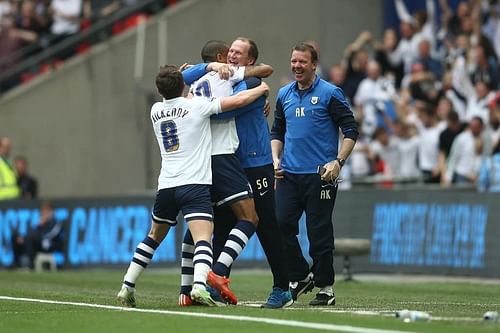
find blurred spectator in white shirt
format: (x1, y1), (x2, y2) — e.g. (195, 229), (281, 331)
(370, 127), (400, 179)
(50, 0), (82, 36)
(447, 116), (485, 184)
(416, 102), (446, 183)
(393, 121), (421, 179)
(349, 135), (372, 179)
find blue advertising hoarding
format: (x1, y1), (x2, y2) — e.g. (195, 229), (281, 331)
(1, 190), (499, 277)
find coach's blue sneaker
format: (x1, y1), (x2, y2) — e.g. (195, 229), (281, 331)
(290, 273), (314, 301)
(207, 285), (228, 306)
(261, 287), (294, 309)
(117, 286), (136, 308)
(309, 292), (335, 306)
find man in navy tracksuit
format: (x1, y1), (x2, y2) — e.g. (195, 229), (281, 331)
(225, 38), (292, 309)
(271, 43), (358, 306)
(182, 38), (292, 309)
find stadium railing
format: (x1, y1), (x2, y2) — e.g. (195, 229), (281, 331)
(0, 0), (177, 94)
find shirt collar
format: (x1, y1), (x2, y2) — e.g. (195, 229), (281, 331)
(292, 74), (320, 93)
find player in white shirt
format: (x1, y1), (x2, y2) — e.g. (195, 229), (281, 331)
(117, 65), (269, 308)
(178, 40), (273, 306)
(192, 64), (245, 155)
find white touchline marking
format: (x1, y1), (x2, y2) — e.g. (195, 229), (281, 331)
(0, 296), (419, 333)
(240, 301), (482, 322)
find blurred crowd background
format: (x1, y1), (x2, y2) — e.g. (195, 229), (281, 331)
(0, 0), (172, 90)
(0, 0), (499, 199)
(317, 0), (500, 192)
(275, 0), (499, 192)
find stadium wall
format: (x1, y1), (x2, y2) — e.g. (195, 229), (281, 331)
(0, 0), (382, 198)
(1, 189), (499, 278)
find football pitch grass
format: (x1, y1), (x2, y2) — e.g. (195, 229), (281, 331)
(0, 269), (499, 333)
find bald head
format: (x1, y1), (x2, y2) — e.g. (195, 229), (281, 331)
(366, 60), (381, 79)
(0, 137), (12, 157)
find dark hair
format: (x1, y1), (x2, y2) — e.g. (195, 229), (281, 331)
(14, 155), (27, 163)
(155, 65), (184, 99)
(235, 37), (259, 64)
(292, 43), (318, 63)
(447, 110), (459, 122)
(201, 40), (229, 63)
(471, 116), (484, 126)
(40, 201), (53, 211)
(373, 126), (387, 138)
(418, 102), (435, 117)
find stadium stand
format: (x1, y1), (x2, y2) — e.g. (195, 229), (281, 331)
(0, 0), (178, 93)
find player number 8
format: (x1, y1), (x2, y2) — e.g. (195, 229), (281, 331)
(160, 120), (179, 152)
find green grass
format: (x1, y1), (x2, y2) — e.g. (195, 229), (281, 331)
(0, 269), (499, 333)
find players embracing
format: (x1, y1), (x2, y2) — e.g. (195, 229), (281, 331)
(117, 39), (357, 309)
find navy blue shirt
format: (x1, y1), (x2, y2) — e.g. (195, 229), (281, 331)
(271, 75), (358, 174)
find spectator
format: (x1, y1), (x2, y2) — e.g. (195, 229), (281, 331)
(394, 0), (437, 52)
(83, 0), (120, 21)
(373, 28), (404, 88)
(0, 14), (38, 71)
(342, 31), (370, 101)
(33, 0), (53, 36)
(354, 60), (397, 137)
(369, 126), (400, 178)
(416, 39), (443, 80)
(388, 3), (420, 74)
(11, 201), (64, 269)
(354, 60), (396, 107)
(328, 63), (347, 92)
(0, 0), (11, 18)
(0, 136), (21, 200)
(393, 121), (421, 179)
(447, 116), (485, 184)
(403, 61), (440, 105)
(470, 42), (499, 90)
(477, 140), (500, 192)
(415, 102), (445, 183)
(49, 0), (82, 59)
(486, 93), (500, 152)
(441, 0), (471, 38)
(50, 0), (82, 37)
(15, 0), (43, 34)
(14, 155), (38, 199)
(435, 95), (454, 121)
(438, 110), (466, 185)
(444, 31), (469, 63)
(349, 134), (372, 179)
(480, 1), (499, 60)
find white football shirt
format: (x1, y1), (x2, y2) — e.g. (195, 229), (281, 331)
(150, 96), (221, 189)
(190, 66), (245, 155)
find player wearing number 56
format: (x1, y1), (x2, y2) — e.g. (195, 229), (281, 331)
(117, 65), (268, 308)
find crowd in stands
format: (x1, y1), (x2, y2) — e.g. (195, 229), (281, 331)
(319, 0), (499, 191)
(1, 0), (499, 191)
(0, 0), (175, 92)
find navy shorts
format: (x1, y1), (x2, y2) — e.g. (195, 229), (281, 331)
(211, 154), (253, 207)
(152, 184), (213, 225)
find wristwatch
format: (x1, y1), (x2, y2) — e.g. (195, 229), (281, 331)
(336, 158), (346, 168)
